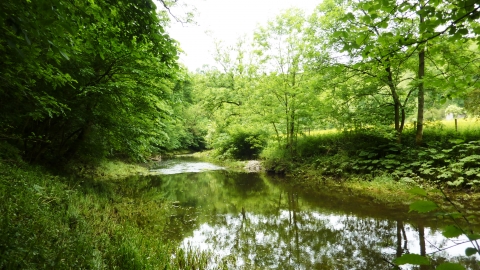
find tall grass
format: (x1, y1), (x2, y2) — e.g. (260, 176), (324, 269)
(0, 161), (220, 269)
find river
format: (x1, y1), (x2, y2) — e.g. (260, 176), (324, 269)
(145, 157), (480, 269)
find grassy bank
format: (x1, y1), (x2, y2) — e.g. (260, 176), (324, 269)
(254, 120), (480, 203)
(0, 160), (221, 269)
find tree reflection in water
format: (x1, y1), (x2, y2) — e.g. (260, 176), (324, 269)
(147, 159), (480, 269)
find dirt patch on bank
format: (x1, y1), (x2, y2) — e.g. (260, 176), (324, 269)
(244, 160), (263, 172)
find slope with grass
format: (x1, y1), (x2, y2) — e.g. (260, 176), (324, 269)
(260, 119), (480, 192)
(0, 160), (217, 269)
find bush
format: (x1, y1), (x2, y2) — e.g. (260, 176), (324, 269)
(260, 142), (292, 173)
(294, 129), (392, 159)
(0, 141), (23, 163)
(262, 121), (480, 188)
(212, 129), (267, 160)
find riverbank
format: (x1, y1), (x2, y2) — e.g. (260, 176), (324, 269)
(191, 151), (422, 203)
(194, 150), (480, 219)
(280, 161), (480, 211)
(0, 160), (217, 269)
(189, 151), (257, 172)
(2, 156), (479, 269)
(249, 124), (480, 210)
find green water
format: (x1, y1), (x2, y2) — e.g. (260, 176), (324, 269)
(144, 158), (480, 269)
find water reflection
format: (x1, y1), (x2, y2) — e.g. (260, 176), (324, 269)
(145, 159), (480, 269)
(183, 206), (478, 269)
(150, 158), (224, 175)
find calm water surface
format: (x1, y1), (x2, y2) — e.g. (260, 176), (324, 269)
(147, 157), (480, 269)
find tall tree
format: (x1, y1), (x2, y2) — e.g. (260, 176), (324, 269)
(311, 0), (480, 144)
(0, 0), (185, 162)
(417, 0), (426, 145)
(254, 8), (320, 153)
(311, 0), (418, 141)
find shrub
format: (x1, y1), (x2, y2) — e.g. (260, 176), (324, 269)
(212, 129), (267, 160)
(262, 121), (480, 188)
(260, 141), (292, 173)
(0, 141), (23, 163)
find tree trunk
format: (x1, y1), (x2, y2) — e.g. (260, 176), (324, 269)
(416, 4), (426, 146)
(63, 121), (93, 161)
(285, 94), (290, 152)
(419, 224), (428, 270)
(289, 108), (295, 155)
(272, 122), (281, 145)
(386, 61), (403, 143)
(396, 221), (403, 258)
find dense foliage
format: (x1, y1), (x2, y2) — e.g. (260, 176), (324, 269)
(0, 0), (202, 164)
(1, 0), (480, 268)
(190, 10), (480, 269)
(272, 123), (480, 186)
(191, 0), (480, 167)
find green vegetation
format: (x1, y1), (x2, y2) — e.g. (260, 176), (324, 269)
(2, 0), (480, 268)
(270, 121), (480, 186)
(393, 186), (480, 269)
(0, 0), (205, 165)
(210, 128), (267, 160)
(190, 5), (479, 218)
(0, 160), (226, 269)
(1, 1), (206, 267)
(189, 0), (480, 193)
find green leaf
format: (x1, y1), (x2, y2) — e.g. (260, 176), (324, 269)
(447, 177), (464, 187)
(442, 225), (463, 238)
(449, 26), (457, 35)
(465, 169), (478, 176)
(406, 187), (427, 197)
(345, 12), (355, 21)
(457, 28), (469, 35)
(449, 139), (465, 144)
(393, 254), (430, 265)
(359, 151), (370, 157)
(409, 200), (438, 213)
(465, 247), (478, 256)
(467, 233), (480, 240)
(332, 31), (345, 38)
(22, 29), (31, 45)
(436, 263), (466, 270)
(356, 34), (366, 45)
(59, 49), (70, 60)
(446, 212), (463, 219)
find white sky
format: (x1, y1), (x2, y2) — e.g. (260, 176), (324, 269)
(163, 0), (322, 72)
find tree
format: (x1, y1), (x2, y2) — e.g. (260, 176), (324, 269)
(194, 38), (262, 135)
(445, 104), (465, 118)
(253, 8), (321, 154)
(0, 0), (187, 163)
(465, 90), (480, 117)
(311, 0), (420, 141)
(360, 0), (479, 145)
(311, 0), (480, 144)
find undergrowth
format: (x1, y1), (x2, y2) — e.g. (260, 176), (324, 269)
(0, 160), (220, 269)
(262, 120), (480, 189)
